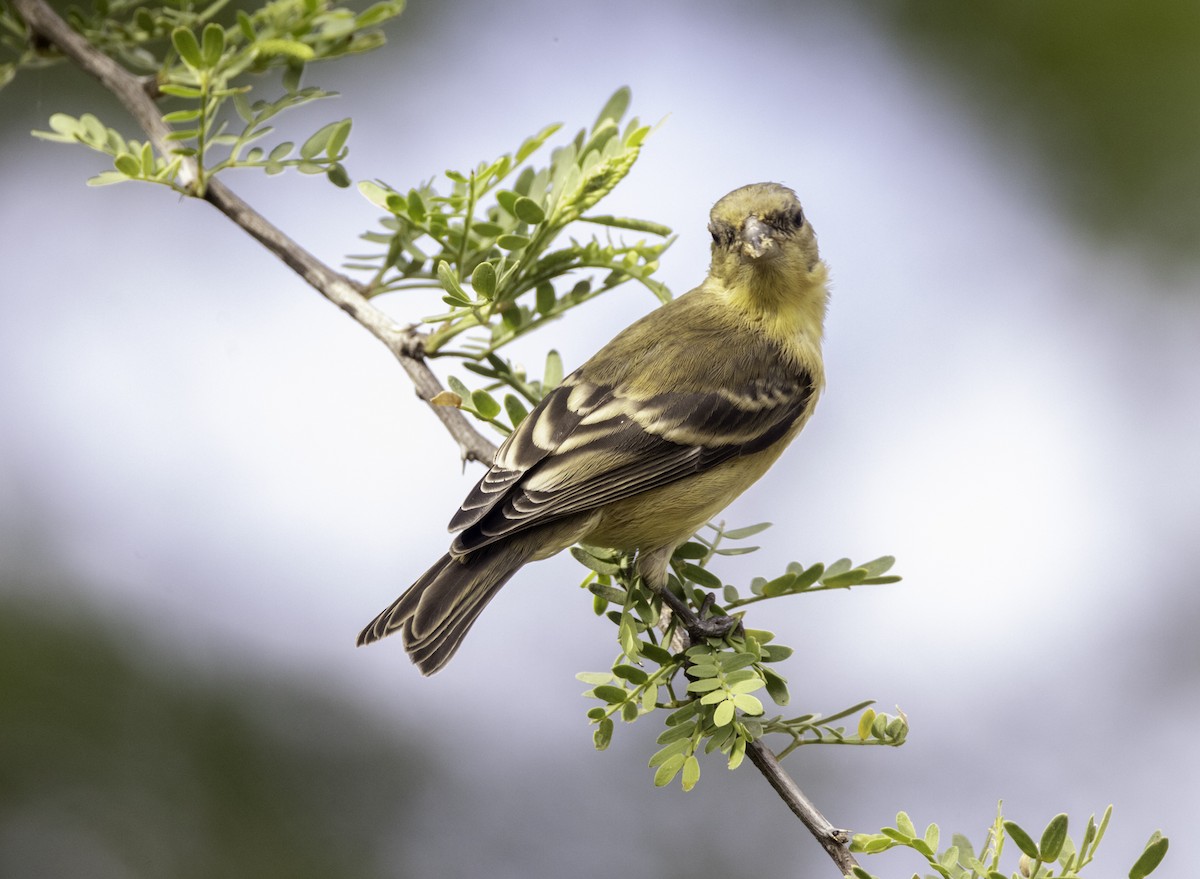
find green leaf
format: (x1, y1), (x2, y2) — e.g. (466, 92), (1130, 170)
(503, 394), (528, 428)
(257, 39), (316, 61)
(237, 9), (255, 41)
(113, 153), (141, 177)
(159, 84), (204, 99)
(497, 234), (530, 251)
(680, 755), (700, 791)
(326, 164), (351, 188)
(534, 283), (556, 315)
(576, 671), (613, 685)
(163, 109), (202, 124)
(470, 262), (497, 299)
(612, 664), (648, 685)
(1129, 835), (1168, 879)
(681, 563), (721, 590)
(791, 563), (824, 592)
(436, 261), (469, 302)
(1039, 813), (1068, 861)
(712, 699), (735, 727)
(821, 569), (868, 589)
(593, 717), (613, 751)
(570, 547), (623, 575)
(652, 753), (685, 787)
(301, 119), (344, 160)
(1004, 821), (1039, 859)
(87, 171), (131, 187)
(857, 708), (877, 740)
(951, 833), (976, 864)
(581, 214), (672, 237)
(591, 685), (627, 704)
(639, 642), (673, 665)
(515, 122), (562, 164)
(731, 693), (763, 715)
(496, 189), (519, 216)
(358, 180), (392, 210)
(171, 27), (204, 69)
(356, 1), (402, 28)
(470, 389), (501, 419)
(760, 644), (793, 662)
(924, 823), (940, 856)
(761, 573), (797, 597)
(543, 350), (564, 389)
(859, 555), (896, 577)
(404, 189), (426, 222)
(594, 86), (631, 129)
(201, 23), (225, 68)
(513, 196), (545, 224)
(672, 542), (708, 560)
(895, 812), (918, 839)
(720, 522), (772, 540)
(762, 668), (789, 705)
(656, 722), (693, 745)
(619, 620), (640, 659)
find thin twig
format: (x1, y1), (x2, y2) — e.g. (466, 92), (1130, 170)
(11, 0), (498, 466)
(746, 741), (861, 876)
(13, 2), (857, 873)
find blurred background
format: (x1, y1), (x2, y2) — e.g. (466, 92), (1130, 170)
(2, 0), (1197, 876)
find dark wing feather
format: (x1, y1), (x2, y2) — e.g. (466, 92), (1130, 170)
(449, 364), (815, 555)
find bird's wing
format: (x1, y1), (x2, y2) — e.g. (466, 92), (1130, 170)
(448, 363), (816, 554)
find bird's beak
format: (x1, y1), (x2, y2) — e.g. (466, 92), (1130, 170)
(739, 215), (774, 259)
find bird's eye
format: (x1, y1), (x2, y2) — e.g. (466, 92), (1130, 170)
(791, 207), (805, 227)
(708, 223), (720, 243)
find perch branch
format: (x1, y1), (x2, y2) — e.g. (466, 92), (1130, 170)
(747, 741), (860, 876)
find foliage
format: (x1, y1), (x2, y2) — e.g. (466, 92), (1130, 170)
(350, 85), (673, 429)
(17, 0), (405, 192)
(849, 804), (1168, 879)
(573, 522), (905, 790)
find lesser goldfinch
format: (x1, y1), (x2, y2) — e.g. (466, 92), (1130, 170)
(358, 182), (829, 674)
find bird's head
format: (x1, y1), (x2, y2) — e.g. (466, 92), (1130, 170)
(707, 182), (820, 280)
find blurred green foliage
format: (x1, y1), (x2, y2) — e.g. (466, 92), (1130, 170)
(0, 594), (428, 879)
(875, 0), (1200, 272)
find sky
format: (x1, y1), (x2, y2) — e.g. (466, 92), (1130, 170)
(2, 1), (1197, 877)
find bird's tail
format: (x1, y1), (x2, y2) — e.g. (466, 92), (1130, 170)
(356, 539), (533, 675)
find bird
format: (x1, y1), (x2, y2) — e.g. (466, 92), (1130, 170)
(358, 182), (830, 674)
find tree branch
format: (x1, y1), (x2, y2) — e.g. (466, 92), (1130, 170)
(747, 741), (860, 876)
(11, 0), (498, 466)
(663, 590), (861, 875)
(13, 3), (859, 873)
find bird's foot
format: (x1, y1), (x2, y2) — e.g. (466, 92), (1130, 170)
(660, 587), (741, 643)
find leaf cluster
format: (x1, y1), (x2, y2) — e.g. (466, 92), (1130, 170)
(574, 521), (906, 790)
(849, 805), (1167, 879)
(349, 87), (673, 433)
(23, 0), (404, 192)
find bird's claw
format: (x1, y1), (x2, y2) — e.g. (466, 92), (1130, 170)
(661, 587), (741, 643)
